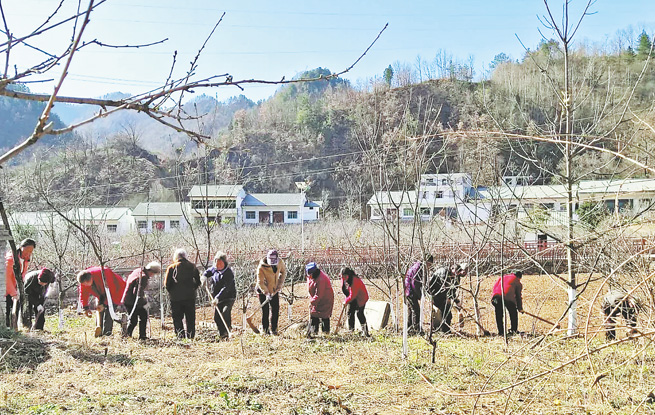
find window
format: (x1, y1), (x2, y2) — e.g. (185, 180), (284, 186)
(436, 191), (443, 198)
(170, 220), (180, 229)
(137, 221), (147, 229)
(287, 211), (298, 219)
(106, 224), (117, 232)
(420, 207), (430, 216)
(191, 199), (236, 210)
(245, 211), (256, 220)
(153, 221), (165, 231)
(441, 179), (447, 185)
(403, 208), (414, 217)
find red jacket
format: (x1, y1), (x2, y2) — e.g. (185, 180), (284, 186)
(78, 266), (126, 309)
(5, 250), (30, 297)
(307, 270), (334, 319)
(492, 273), (523, 310)
(342, 275), (369, 307)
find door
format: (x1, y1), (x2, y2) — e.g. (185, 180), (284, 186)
(259, 211), (270, 224)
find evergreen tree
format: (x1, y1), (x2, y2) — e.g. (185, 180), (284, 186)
(637, 30), (652, 59)
(383, 65), (393, 87)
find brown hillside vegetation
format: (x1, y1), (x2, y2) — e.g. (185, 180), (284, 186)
(1, 275), (654, 414)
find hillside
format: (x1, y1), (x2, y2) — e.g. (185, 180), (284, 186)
(4, 38), (655, 212)
(0, 84), (74, 160)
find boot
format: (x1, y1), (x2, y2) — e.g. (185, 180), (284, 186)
(362, 323), (370, 337)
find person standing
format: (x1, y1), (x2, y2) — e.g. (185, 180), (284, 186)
(77, 266), (127, 337)
(602, 289), (638, 340)
(122, 261), (161, 340)
(256, 249), (286, 335)
(5, 238), (36, 327)
(404, 254), (433, 335)
(428, 263), (468, 333)
(306, 262), (334, 335)
(491, 271), (523, 336)
(202, 251), (236, 339)
(340, 267), (370, 337)
(164, 249), (201, 339)
(24, 268), (56, 330)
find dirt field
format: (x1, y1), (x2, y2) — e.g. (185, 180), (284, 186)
(1, 275), (653, 414)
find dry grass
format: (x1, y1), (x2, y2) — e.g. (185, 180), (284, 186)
(1, 275), (654, 414)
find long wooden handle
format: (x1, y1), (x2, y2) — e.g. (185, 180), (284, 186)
(456, 305), (490, 334)
(333, 305), (346, 334)
(522, 310), (560, 328)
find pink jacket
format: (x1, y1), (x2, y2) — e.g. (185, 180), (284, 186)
(307, 270), (334, 319)
(5, 250), (29, 297)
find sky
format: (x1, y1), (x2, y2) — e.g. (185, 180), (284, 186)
(3, 0), (655, 103)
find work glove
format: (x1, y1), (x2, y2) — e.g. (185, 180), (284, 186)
(11, 295), (18, 302)
(37, 305), (44, 313)
(211, 297), (219, 306)
(143, 301), (150, 311)
(266, 294), (272, 302)
(97, 304), (105, 313)
(200, 274), (208, 286)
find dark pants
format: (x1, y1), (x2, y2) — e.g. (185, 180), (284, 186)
(406, 296), (421, 333)
(603, 303), (637, 340)
(99, 304), (117, 336)
(171, 299), (196, 339)
(5, 295), (12, 327)
(492, 296), (518, 335)
(310, 316), (330, 334)
(28, 300), (45, 330)
(258, 292), (279, 334)
(433, 297), (454, 333)
(214, 299), (234, 338)
(125, 303), (148, 339)
(347, 302), (367, 330)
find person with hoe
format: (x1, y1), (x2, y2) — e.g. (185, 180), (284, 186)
(164, 248), (201, 339)
(306, 262), (334, 335)
(428, 263), (468, 334)
(491, 270), (523, 336)
(340, 267), (370, 337)
(77, 266), (127, 337)
(5, 238), (36, 328)
(122, 261), (161, 340)
(202, 251), (236, 340)
(404, 253), (433, 335)
(256, 249), (286, 335)
(24, 268), (56, 330)
(602, 289), (638, 340)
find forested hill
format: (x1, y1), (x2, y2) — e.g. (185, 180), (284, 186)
(4, 38), (655, 213)
(0, 84), (72, 159)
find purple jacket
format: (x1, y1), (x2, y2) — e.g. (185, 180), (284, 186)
(405, 261), (426, 299)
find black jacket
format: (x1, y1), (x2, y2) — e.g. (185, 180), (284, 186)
(24, 270), (48, 306)
(164, 258), (201, 302)
(204, 265), (236, 302)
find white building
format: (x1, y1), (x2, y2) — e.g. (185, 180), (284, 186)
(132, 202), (189, 233)
(479, 177), (655, 225)
(368, 173), (487, 223)
(71, 207), (135, 235)
(187, 184), (246, 225)
(241, 193), (320, 224)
